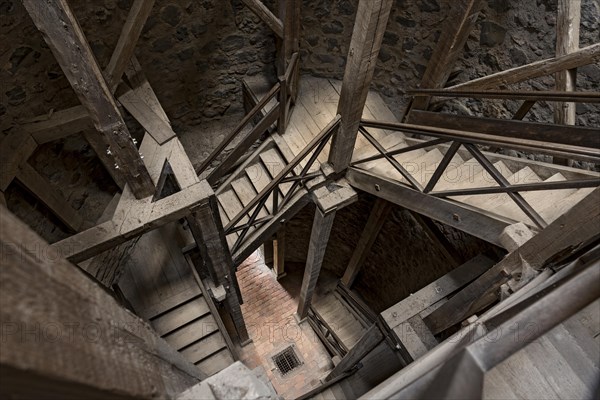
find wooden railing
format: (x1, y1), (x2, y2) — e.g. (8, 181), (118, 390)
(197, 52), (300, 187)
(352, 119), (600, 229)
(307, 305), (349, 358)
(224, 116), (341, 254)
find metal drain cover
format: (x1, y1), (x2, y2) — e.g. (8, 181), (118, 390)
(272, 345), (303, 376)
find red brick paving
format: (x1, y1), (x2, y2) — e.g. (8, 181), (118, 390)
(237, 251), (333, 399)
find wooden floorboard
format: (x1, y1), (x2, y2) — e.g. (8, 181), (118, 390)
(151, 296), (211, 336)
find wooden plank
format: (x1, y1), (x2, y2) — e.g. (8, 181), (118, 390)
(381, 254), (495, 329)
(326, 324), (384, 380)
(0, 132), (37, 191)
(51, 181), (212, 263)
(22, 0), (154, 199)
(423, 187), (600, 334)
(118, 87), (176, 145)
(0, 206), (202, 399)
(393, 315), (438, 360)
(195, 348), (235, 377)
(341, 198), (393, 287)
(328, 0), (393, 172)
(162, 313), (218, 350)
(297, 207), (336, 319)
(407, 110), (600, 150)
(15, 162), (83, 232)
(151, 296), (210, 336)
(553, 0), (581, 165)
(0, 191), (6, 207)
(346, 168), (510, 248)
(274, 225), (286, 279)
(140, 285), (202, 320)
(410, 0), (483, 110)
(104, 0), (155, 91)
(180, 332), (227, 364)
(23, 105), (92, 145)
(448, 43), (600, 90)
(241, 0), (283, 38)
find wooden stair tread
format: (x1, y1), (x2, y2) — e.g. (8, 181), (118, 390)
(151, 295), (210, 336)
(258, 148), (295, 195)
(538, 187), (596, 223)
(195, 347), (235, 377)
(180, 331), (228, 365)
(163, 313), (219, 351)
(351, 131), (407, 162)
(368, 148), (445, 185)
(231, 176), (269, 219)
(463, 167), (542, 211)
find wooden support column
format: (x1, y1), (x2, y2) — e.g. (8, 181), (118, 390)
(326, 324), (384, 380)
(423, 187), (600, 335)
(273, 226), (286, 279)
(341, 198), (393, 287)
(409, 0), (483, 112)
(328, 0), (393, 173)
(187, 195), (250, 345)
(297, 208), (336, 320)
(277, 0), (301, 76)
(22, 0), (154, 199)
(554, 0), (581, 166)
(0, 206), (202, 399)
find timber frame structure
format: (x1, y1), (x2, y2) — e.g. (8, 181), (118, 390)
(1, 0), (599, 398)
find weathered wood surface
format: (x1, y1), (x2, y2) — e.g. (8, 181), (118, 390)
(104, 0), (155, 91)
(241, 0), (283, 38)
(0, 206), (202, 399)
(407, 110), (600, 150)
(329, 0), (393, 173)
(341, 198), (393, 287)
(51, 180), (212, 263)
(0, 132), (37, 191)
(22, 0), (154, 199)
(410, 0), (483, 110)
(448, 43), (600, 90)
(423, 187), (600, 334)
(326, 324), (384, 380)
(22, 106), (92, 145)
(297, 208), (336, 319)
(15, 162), (83, 232)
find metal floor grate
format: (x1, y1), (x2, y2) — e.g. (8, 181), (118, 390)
(272, 346), (302, 376)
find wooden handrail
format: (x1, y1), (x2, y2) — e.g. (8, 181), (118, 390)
(224, 115), (341, 232)
(407, 89), (600, 103)
(196, 82), (281, 175)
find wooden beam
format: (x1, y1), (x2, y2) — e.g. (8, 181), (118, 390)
(273, 226), (286, 279)
(187, 195), (250, 345)
(328, 0), (393, 173)
(447, 43), (600, 90)
(346, 168), (509, 248)
(423, 187), (600, 334)
(118, 86), (176, 145)
(0, 191), (6, 207)
(554, 0), (581, 166)
(15, 163), (83, 232)
(0, 206), (202, 399)
(51, 180), (212, 263)
(410, 0), (483, 110)
(277, 0), (301, 76)
(297, 208), (336, 319)
(22, 106), (92, 145)
(381, 254), (496, 329)
(0, 132), (37, 191)
(341, 198), (392, 287)
(22, 0), (154, 199)
(408, 89), (600, 103)
(326, 324), (384, 380)
(241, 0), (284, 38)
(104, 0), (155, 92)
(406, 110), (600, 150)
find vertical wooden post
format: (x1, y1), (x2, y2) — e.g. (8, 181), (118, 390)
(297, 208), (336, 319)
(553, 0), (581, 166)
(188, 196), (250, 345)
(328, 0), (393, 173)
(341, 198), (393, 288)
(274, 226), (286, 279)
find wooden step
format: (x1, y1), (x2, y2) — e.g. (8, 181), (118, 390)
(231, 175), (269, 219)
(489, 173), (575, 225)
(195, 347), (235, 377)
(369, 148), (446, 186)
(180, 330), (227, 364)
(436, 160), (511, 202)
(259, 148), (295, 194)
(538, 187), (596, 223)
(163, 313), (219, 350)
(150, 295), (210, 336)
(463, 167), (542, 211)
(351, 131), (407, 163)
(245, 159), (279, 214)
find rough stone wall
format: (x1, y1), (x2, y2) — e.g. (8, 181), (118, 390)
(300, 0), (600, 127)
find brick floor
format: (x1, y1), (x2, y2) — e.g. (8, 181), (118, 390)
(237, 251), (334, 399)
